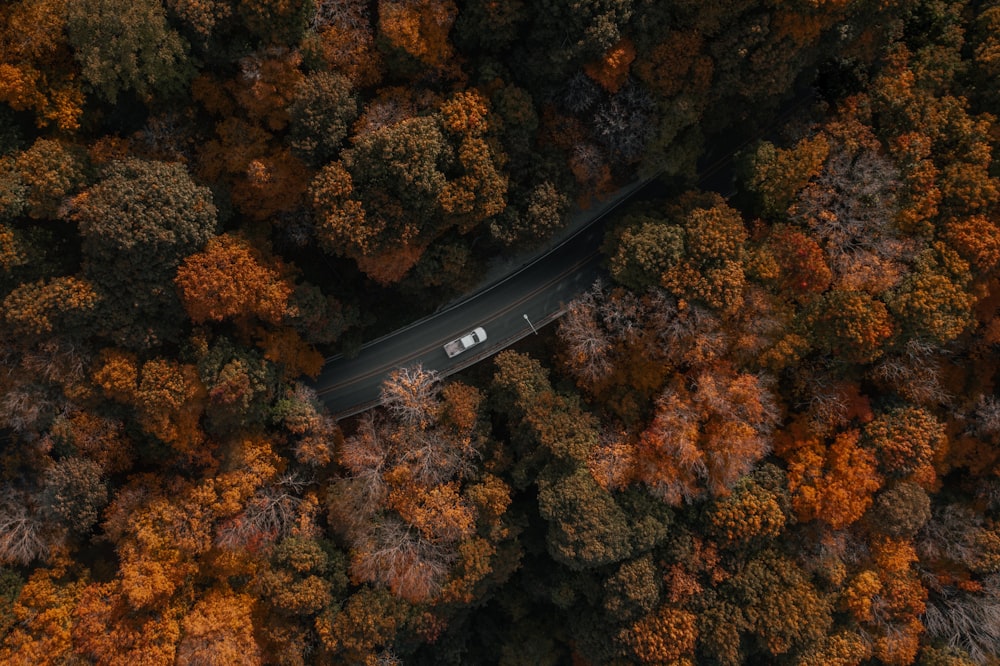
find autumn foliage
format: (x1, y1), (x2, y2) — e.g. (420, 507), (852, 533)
(2, 0), (1000, 664)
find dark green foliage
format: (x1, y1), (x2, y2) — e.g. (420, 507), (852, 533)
(40, 457), (107, 536)
(537, 466), (633, 570)
(523, 0), (634, 75)
(239, 0), (315, 46)
(868, 481), (932, 537)
(74, 159), (217, 348)
(603, 554), (659, 621)
(65, 0), (193, 103)
(728, 549), (833, 657)
(288, 71), (358, 167)
(605, 214), (684, 291)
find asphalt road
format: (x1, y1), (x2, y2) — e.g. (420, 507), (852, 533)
(311, 178), (657, 418)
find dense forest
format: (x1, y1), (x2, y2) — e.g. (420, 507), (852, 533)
(1, 0), (1000, 663)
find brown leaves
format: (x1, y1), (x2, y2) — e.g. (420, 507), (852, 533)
(175, 234), (294, 327)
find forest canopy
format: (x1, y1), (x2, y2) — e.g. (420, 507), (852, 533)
(2, 0), (1000, 664)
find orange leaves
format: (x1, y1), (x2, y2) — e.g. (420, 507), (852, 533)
(634, 367), (778, 505)
(378, 0), (458, 69)
(72, 581), (183, 666)
(92, 349), (139, 403)
(781, 429), (883, 529)
(745, 135), (830, 219)
(809, 290), (894, 363)
(387, 479), (475, 543)
(175, 234), (294, 327)
(841, 570), (882, 623)
(93, 351), (207, 455)
(944, 214), (1000, 276)
(0, 564), (83, 665)
(2, 276), (99, 338)
(311, 161), (371, 253)
(584, 38), (636, 94)
(331, 369), (499, 603)
(176, 590), (262, 666)
(439, 90), (488, 135)
(621, 606), (698, 664)
(0, 0), (84, 131)
(256, 328), (324, 380)
(707, 478), (786, 545)
(761, 226), (832, 298)
(634, 32), (712, 100)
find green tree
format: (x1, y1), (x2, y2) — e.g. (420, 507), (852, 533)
(537, 466), (633, 570)
(729, 549), (833, 657)
(73, 159), (217, 348)
(65, 0), (193, 103)
(287, 71), (358, 167)
(606, 215), (685, 292)
(40, 457), (108, 537)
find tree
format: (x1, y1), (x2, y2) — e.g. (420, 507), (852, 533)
(584, 39), (637, 93)
(287, 71), (358, 167)
(176, 589), (262, 666)
(40, 458), (107, 537)
(71, 580), (184, 666)
(758, 225), (833, 299)
(807, 290), (894, 364)
(607, 216), (685, 292)
(779, 428), (883, 529)
(238, 0), (314, 46)
(0, 487), (56, 567)
(635, 367), (779, 504)
(0, 0), (84, 130)
(619, 605), (698, 664)
(175, 233), (294, 328)
(705, 466), (789, 547)
(198, 338), (277, 435)
(73, 159), (218, 349)
(536, 466), (633, 570)
(303, 0), (383, 87)
(889, 251), (974, 346)
(0, 561), (84, 664)
(65, 0), (193, 103)
(863, 405), (945, 481)
(659, 196), (748, 313)
(790, 122), (917, 295)
(377, 0), (458, 71)
(867, 481), (931, 538)
(329, 369), (500, 603)
(521, 0), (634, 76)
(2, 276), (99, 340)
(10, 139), (88, 220)
(603, 554), (660, 621)
(254, 536), (346, 617)
(730, 549), (833, 657)
(741, 134), (830, 219)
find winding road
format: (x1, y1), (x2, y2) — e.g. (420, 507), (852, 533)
(311, 176), (659, 418)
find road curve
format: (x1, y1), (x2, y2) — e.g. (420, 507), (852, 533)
(310, 177), (659, 418)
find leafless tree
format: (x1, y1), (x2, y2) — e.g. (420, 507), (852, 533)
(562, 71), (602, 114)
(216, 474), (306, 551)
(0, 487), (57, 565)
(924, 575), (1000, 665)
(350, 517), (453, 603)
(380, 364), (441, 428)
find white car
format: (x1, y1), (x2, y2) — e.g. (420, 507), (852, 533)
(444, 327), (487, 358)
